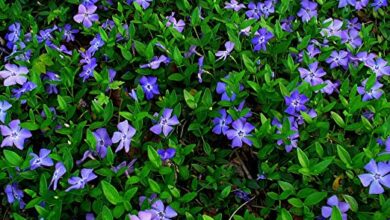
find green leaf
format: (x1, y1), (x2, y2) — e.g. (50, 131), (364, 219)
(99, 27), (109, 42)
(331, 206), (343, 220)
(147, 145), (162, 168)
(101, 181), (122, 205)
(331, 111), (345, 128)
(148, 178), (161, 193)
(183, 90), (197, 109)
(202, 215), (214, 220)
(102, 205), (113, 220)
(288, 198), (303, 208)
(39, 175), (48, 195)
(173, 47), (183, 65)
(297, 148), (310, 168)
(220, 185), (231, 198)
(281, 208), (293, 220)
(168, 73), (185, 81)
(180, 192), (197, 203)
(337, 145), (352, 167)
(343, 195), (358, 212)
(304, 192), (327, 206)
(3, 150), (23, 166)
(57, 95), (67, 110)
(242, 54), (256, 74)
(311, 157), (334, 174)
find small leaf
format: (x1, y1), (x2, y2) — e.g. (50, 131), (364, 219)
(148, 145), (162, 168)
(101, 181), (122, 205)
(148, 178), (161, 193)
(3, 150), (23, 166)
(331, 206), (343, 220)
(304, 192), (327, 206)
(220, 185), (231, 198)
(297, 148), (310, 168)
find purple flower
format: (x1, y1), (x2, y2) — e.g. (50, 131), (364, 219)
(281, 16), (295, 32)
(62, 24), (79, 42)
(184, 45), (198, 58)
(372, 0), (388, 10)
(73, 4), (99, 28)
(112, 159), (136, 176)
(366, 58), (390, 77)
(65, 168), (97, 191)
(354, 0), (369, 9)
(347, 18), (362, 31)
(5, 183), (25, 209)
(357, 79), (383, 101)
(129, 211), (153, 220)
(88, 34), (104, 54)
(166, 13), (185, 33)
(79, 63), (97, 81)
(12, 81), (37, 99)
(321, 195), (350, 220)
(82, 0), (98, 6)
(30, 148), (54, 170)
(43, 72), (60, 94)
(80, 50), (97, 66)
(212, 109), (232, 135)
(294, 109), (317, 125)
(0, 101), (12, 123)
(224, 0), (246, 11)
(297, 0), (318, 23)
(94, 128), (112, 158)
(326, 50), (349, 69)
(251, 28), (273, 52)
(272, 117), (299, 152)
(321, 18), (343, 37)
(5, 22), (21, 43)
(234, 190), (251, 201)
(0, 63), (28, 86)
(140, 76), (160, 100)
(353, 51), (376, 65)
(226, 119), (255, 148)
(340, 29), (362, 49)
(0, 120), (32, 150)
(112, 120), (136, 153)
(37, 28), (54, 45)
(197, 56), (204, 83)
(50, 162), (66, 190)
(134, 0), (152, 9)
(245, 2), (262, 20)
(216, 41), (234, 61)
(240, 26), (251, 36)
(259, 0), (274, 18)
(321, 80), (340, 95)
(298, 62), (326, 86)
(157, 148), (176, 161)
(150, 200), (178, 220)
(129, 89), (138, 101)
(140, 55), (170, 69)
(150, 108), (179, 137)
(284, 90), (309, 115)
(338, 0), (355, 8)
(359, 159), (390, 194)
(85, 213), (95, 220)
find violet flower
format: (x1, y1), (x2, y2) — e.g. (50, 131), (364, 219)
(284, 90), (309, 115)
(251, 28), (273, 52)
(245, 2), (262, 20)
(338, 0), (355, 8)
(216, 41), (234, 61)
(5, 183), (25, 208)
(298, 61), (326, 86)
(166, 12), (185, 33)
(197, 56), (205, 83)
(12, 81), (37, 99)
(359, 159), (390, 194)
(88, 34), (104, 54)
(65, 168), (97, 191)
(112, 120), (136, 153)
(134, 0), (152, 9)
(212, 109), (232, 135)
(30, 148), (54, 170)
(73, 4), (99, 28)
(366, 58), (390, 77)
(150, 108), (179, 137)
(43, 72), (60, 94)
(157, 148), (176, 161)
(357, 79), (383, 101)
(37, 28), (54, 45)
(80, 50), (97, 66)
(372, 0), (388, 10)
(353, 51), (376, 65)
(281, 16), (295, 32)
(259, 0), (274, 18)
(272, 117), (299, 152)
(0, 119), (32, 150)
(347, 18), (362, 31)
(224, 0), (246, 11)
(226, 119), (255, 148)
(297, 0), (317, 23)
(321, 80), (340, 95)
(140, 76), (160, 100)
(5, 22), (21, 43)
(50, 162), (66, 190)
(0, 101), (12, 123)
(321, 18), (343, 37)
(326, 50), (349, 69)
(354, 0), (369, 10)
(93, 128), (112, 158)
(321, 195), (350, 220)
(62, 24), (79, 42)
(0, 63), (28, 86)
(129, 211), (153, 220)
(150, 200), (178, 220)
(234, 190), (251, 201)
(79, 63), (97, 81)
(140, 55), (170, 69)
(184, 45), (198, 58)
(340, 29), (362, 49)
(112, 159), (136, 176)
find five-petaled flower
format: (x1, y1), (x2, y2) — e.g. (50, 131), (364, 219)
(73, 4), (99, 28)
(50, 162), (66, 190)
(212, 109), (232, 135)
(93, 128), (112, 158)
(216, 41), (235, 61)
(0, 101), (12, 123)
(140, 76), (160, 100)
(226, 119), (255, 148)
(5, 183), (25, 209)
(251, 28), (273, 52)
(321, 195), (350, 220)
(358, 159), (390, 194)
(0, 63), (28, 86)
(298, 61), (327, 86)
(357, 79), (383, 101)
(157, 148), (176, 161)
(112, 120), (136, 153)
(30, 148), (54, 170)
(150, 108), (179, 137)
(284, 90), (309, 115)
(65, 168), (97, 191)
(0, 119), (32, 150)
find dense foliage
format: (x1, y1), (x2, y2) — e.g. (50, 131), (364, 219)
(0, 0), (389, 219)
